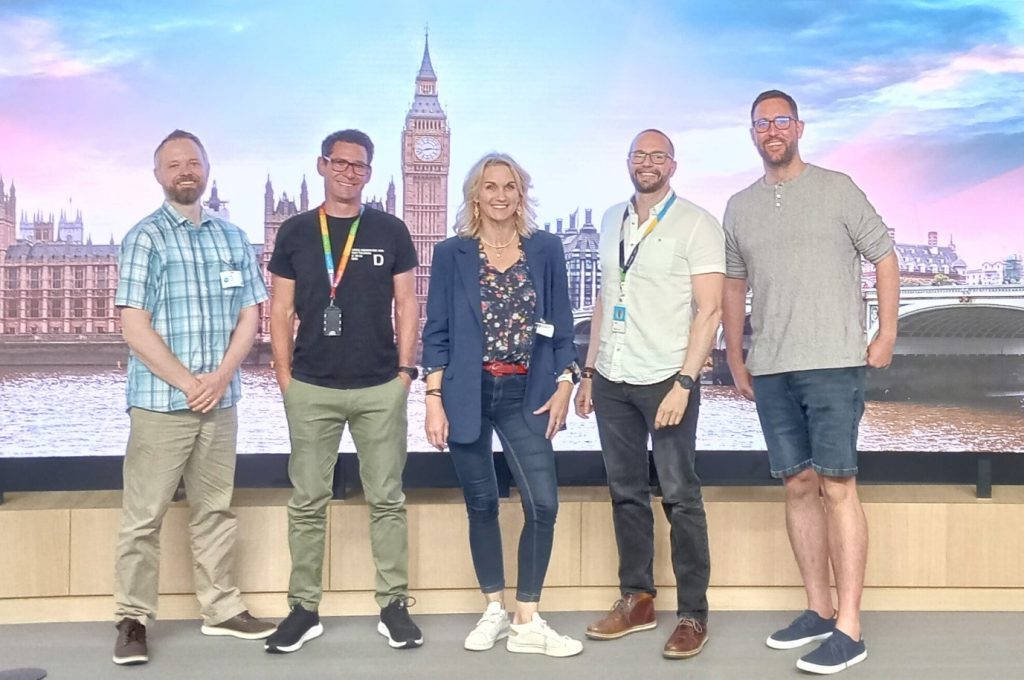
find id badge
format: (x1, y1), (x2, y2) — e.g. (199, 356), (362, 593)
(323, 305), (342, 336)
(611, 304), (627, 334)
(535, 320), (554, 338)
(220, 270), (243, 288)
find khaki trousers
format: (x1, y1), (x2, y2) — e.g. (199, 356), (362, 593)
(283, 377), (409, 610)
(113, 406), (245, 625)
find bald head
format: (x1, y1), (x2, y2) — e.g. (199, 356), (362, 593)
(630, 129), (675, 157)
(627, 129), (676, 195)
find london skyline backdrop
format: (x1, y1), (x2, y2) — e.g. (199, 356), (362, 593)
(1, 0), (1023, 267)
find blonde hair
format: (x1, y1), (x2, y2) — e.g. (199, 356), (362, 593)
(454, 152), (538, 239)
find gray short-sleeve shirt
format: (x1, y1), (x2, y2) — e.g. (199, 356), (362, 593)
(723, 164), (893, 376)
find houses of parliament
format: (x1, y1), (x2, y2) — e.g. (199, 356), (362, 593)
(0, 35), (604, 349)
(0, 37), (453, 343)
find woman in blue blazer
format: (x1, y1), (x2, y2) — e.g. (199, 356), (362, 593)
(422, 153), (581, 657)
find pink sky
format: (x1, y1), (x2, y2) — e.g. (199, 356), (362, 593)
(821, 141), (1023, 267)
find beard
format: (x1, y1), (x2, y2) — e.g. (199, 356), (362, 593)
(630, 169), (668, 194)
(757, 137), (797, 168)
(163, 174), (207, 205)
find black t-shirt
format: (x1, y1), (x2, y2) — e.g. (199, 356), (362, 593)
(268, 207), (418, 389)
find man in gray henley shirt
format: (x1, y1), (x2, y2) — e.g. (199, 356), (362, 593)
(722, 90), (899, 676)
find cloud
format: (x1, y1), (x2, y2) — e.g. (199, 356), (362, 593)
(911, 44), (1024, 92)
(687, 0), (1012, 64)
(0, 7), (252, 81)
(0, 16), (133, 79)
(680, 0), (1017, 112)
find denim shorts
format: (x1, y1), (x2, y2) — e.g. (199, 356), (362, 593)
(751, 366), (866, 479)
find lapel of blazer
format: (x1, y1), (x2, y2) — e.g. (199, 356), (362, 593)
(455, 237), (483, 328)
(522, 234), (547, 322)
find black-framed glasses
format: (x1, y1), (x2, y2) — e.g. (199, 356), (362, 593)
(322, 156), (371, 176)
(629, 151), (673, 165)
(752, 116), (795, 133)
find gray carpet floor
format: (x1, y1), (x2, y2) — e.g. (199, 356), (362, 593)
(2, 611), (1021, 679)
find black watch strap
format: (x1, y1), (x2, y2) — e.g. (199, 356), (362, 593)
(398, 366), (419, 380)
(675, 373), (697, 390)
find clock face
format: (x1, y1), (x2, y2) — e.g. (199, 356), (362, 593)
(414, 136), (442, 162)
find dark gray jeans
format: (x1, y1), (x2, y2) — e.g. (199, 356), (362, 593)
(591, 372), (710, 621)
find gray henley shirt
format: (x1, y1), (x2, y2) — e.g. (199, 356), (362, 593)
(723, 164), (893, 376)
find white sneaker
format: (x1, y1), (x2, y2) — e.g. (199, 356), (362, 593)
(464, 601), (510, 651)
(506, 613), (583, 658)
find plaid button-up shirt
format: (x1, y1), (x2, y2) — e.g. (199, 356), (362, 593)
(115, 202), (268, 412)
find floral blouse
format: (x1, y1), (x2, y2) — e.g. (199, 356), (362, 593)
(479, 243), (536, 365)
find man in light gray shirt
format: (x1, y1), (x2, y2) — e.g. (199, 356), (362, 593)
(723, 90), (899, 675)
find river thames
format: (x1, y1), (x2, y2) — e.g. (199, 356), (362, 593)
(1, 367), (1022, 457)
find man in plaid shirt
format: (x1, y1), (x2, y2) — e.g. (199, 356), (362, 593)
(111, 130), (275, 666)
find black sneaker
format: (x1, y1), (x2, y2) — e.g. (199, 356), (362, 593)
(112, 618), (148, 665)
(264, 605), (324, 654)
(377, 596), (423, 649)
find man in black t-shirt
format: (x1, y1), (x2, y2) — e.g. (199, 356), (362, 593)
(264, 129), (422, 654)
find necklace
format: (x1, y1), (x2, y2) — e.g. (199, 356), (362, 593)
(479, 232), (517, 257)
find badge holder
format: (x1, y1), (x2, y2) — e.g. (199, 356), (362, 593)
(612, 304), (627, 334)
(323, 303), (342, 336)
(535, 318), (555, 338)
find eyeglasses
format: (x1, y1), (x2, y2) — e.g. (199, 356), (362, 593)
(322, 156), (371, 176)
(752, 116), (795, 133)
(628, 151), (673, 165)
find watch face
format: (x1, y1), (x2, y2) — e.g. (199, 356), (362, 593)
(414, 136), (441, 162)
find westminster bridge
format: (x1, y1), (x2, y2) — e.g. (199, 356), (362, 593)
(571, 285), (1024, 400)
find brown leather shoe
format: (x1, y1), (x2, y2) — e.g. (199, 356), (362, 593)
(585, 592), (657, 640)
(663, 617), (708, 659)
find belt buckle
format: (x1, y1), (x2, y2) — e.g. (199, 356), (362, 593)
(484, 361), (517, 376)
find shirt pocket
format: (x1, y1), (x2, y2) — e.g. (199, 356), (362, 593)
(637, 236), (678, 277)
(205, 261), (241, 317)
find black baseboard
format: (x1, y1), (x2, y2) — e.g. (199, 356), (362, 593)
(1, 450), (1019, 503)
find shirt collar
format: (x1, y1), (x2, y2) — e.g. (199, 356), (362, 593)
(627, 189), (676, 219)
(161, 201), (214, 229)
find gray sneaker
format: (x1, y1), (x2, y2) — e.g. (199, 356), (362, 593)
(766, 610), (835, 650)
(201, 610), (277, 640)
(112, 618), (148, 665)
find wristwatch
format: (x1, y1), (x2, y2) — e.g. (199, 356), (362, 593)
(398, 366), (419, 380)
(675, 373), (697, 390)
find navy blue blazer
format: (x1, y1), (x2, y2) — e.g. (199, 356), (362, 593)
(422, 230), (578, 444)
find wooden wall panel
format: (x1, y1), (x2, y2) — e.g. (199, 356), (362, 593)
(5, 487), (1024, 624)
(0, 509), (69, 598)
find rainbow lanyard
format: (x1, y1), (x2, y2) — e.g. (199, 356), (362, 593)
(318, 205), (362, 305)
(619, 192), (676, 283)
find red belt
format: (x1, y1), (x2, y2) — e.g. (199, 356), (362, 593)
(482, 360), (528, 376)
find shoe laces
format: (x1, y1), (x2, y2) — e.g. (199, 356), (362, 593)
(477, 606), (506, 627)
(795, 609), (832, 630)
(532, 617), (573, 642)
(120, 619), (145, 643)
(678, 617), (704, 634)
(390, 596), (417, 611)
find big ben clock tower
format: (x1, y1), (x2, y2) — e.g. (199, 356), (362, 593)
(402, 33), (450, 326)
